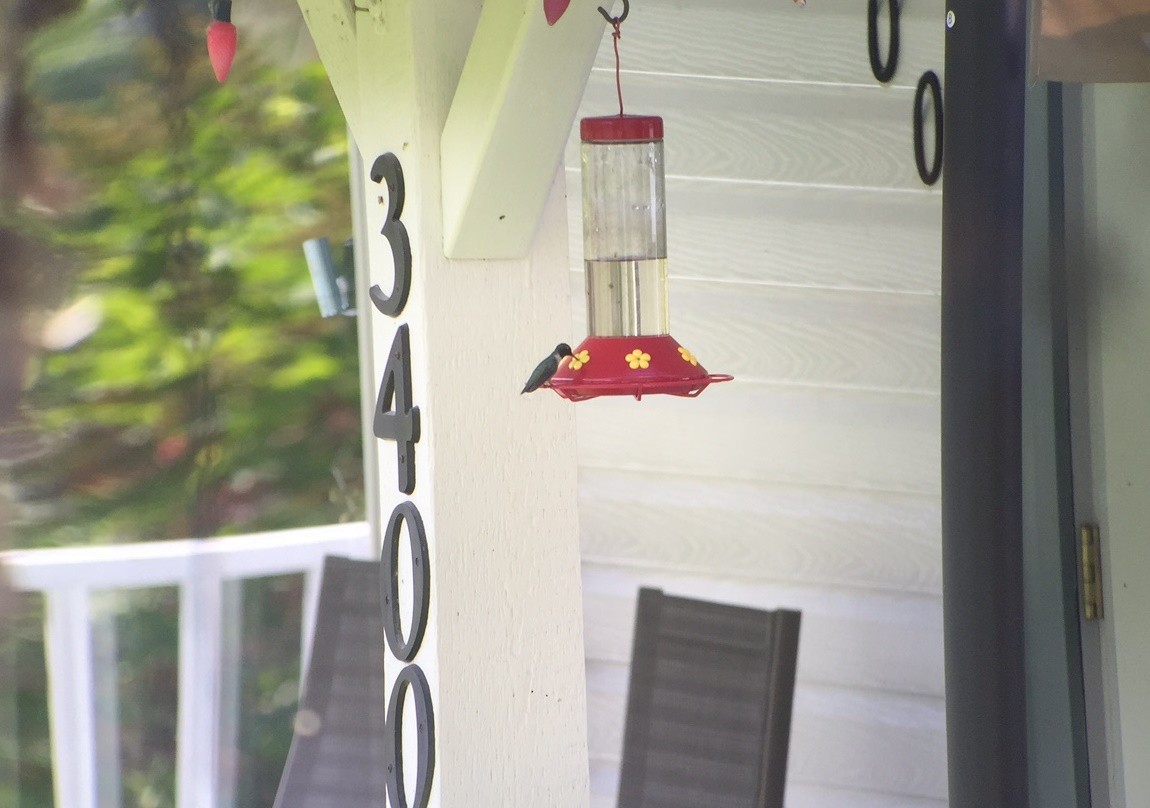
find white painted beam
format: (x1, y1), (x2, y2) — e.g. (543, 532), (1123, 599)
(295, 0), (363, 139)
(298, 1), (591, 803)
(440, 0), (605, 259)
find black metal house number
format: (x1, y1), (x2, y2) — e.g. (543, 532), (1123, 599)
(370, 152), (435, 808)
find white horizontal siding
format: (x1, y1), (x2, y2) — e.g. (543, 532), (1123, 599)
(575, 383), (939, 494)
(581, 565), (943, 699)
(588, 666), (946, 799)
(567, 178), (942, 294)
(591, 0), (943, 88)
(578, 470), (941, 594)
(569, 273), (940, 390)
(570, 72), (931, 190)
(590, 762), (948, 808)
(570, 0), (946, 804)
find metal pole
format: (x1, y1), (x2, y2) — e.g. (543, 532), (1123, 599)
(941, 0), (1030, 805)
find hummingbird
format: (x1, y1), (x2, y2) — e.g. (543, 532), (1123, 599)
(521, 343), (573, 394)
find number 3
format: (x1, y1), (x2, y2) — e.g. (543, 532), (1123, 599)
(369, 152), (412, 317)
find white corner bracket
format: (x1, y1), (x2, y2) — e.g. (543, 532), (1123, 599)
(440, 0), (605, 260)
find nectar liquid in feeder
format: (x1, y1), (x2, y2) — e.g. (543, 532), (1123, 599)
(581, 115), (669, 338)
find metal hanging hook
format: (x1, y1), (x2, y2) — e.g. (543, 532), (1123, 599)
(597, 0), (628, 25)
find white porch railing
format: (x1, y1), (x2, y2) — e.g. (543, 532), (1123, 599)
(1, 521), (374, 808)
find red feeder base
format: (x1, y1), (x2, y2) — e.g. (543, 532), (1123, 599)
(545, 334), (732, 402)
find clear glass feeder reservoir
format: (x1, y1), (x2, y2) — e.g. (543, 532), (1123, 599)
(547, 115), (732, 401)
(582, 116), (668, 337)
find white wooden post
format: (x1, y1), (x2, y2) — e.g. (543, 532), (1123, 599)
(90, 594), (123, 808)
(296, 1), (598, 804)
(176, 552), (223, 808)
(43, 588), (98, 808)
(298, 565), (322, 677)
(216, 580), (243, 808)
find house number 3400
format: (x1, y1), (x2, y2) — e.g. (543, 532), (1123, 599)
(369, 152), (435, 808)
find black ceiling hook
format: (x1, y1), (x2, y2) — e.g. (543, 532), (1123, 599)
(598, 0), (628, 25)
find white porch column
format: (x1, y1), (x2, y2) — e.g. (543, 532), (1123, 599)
(297, 1), (596, 805)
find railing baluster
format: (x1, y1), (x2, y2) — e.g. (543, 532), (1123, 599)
(43, 588), (98, 808)
(90, 594), (123, 808)
(299, 566), (321, 679)
(176, 553), (222, 808)
(217, 580), (244, 808)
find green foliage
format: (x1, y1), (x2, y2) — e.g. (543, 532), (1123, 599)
(113, 588), (181, 808)
(0, 596), (54, 808)
(13, 19), (362, 546)
(5, 3), (363, 806)
(232, 574), (306, 807)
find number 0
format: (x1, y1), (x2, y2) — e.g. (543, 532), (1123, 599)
(379, 501), (430, 662)
(384, 664), (436, 808)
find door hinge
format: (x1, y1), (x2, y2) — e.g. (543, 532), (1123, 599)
(1080, 523), (1104, 621)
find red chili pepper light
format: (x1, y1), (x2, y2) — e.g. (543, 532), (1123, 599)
(544, 0), (571, 25)
(206, 0), (237, 83)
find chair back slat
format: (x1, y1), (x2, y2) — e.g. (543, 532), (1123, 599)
(274, 556), (387, 808)
(617, 588), (801, 808)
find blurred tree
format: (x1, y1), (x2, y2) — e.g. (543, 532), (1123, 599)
(2, 0), (363, 805)
(13, 1), (362, 546)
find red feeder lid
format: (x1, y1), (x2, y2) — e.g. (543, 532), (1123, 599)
(581, 115), (664, 144)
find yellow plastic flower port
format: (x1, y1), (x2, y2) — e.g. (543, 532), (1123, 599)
(677, 346), (698, 366)
(569, 349), (591, 370)
(625, 349), (652, 370)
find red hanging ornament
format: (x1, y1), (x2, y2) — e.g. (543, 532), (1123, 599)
(206, 0), (237, 83)
(544, 0), (571, 25)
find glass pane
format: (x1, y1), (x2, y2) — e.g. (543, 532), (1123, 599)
(111, 587), (180, 808)
(225, 573), (304, 808)
(1, 591), (53, 807)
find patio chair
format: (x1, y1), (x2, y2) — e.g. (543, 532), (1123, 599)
(273, 556), (387, 808)
(616, 587), (801, 808)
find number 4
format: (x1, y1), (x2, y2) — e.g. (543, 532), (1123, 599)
(374, 324), (421, 495)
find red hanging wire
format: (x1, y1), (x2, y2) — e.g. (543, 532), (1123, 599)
(598, 0), (629, 116)
(611, 18), (623, 115)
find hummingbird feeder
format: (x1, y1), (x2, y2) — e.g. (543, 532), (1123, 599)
(546, 1), (731, 402)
